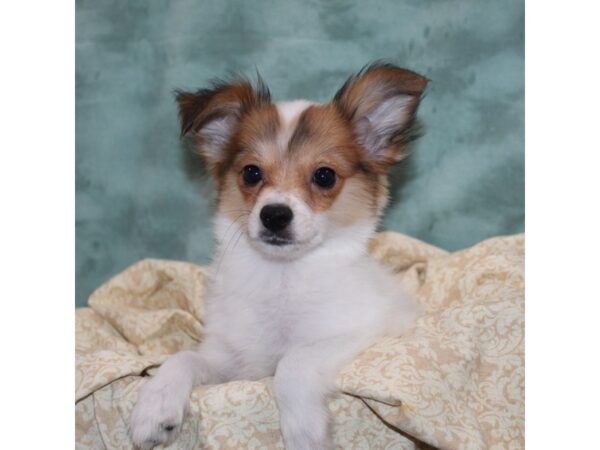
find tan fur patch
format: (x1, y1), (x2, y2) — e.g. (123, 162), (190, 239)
(216, 103), (280, 181)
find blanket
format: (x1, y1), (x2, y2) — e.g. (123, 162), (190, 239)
(75, 232), (524, 449)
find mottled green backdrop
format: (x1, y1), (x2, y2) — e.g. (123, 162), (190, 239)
(76, 0), (524, 306)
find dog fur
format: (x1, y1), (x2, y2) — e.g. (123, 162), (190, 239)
(130, 63), (428, 450)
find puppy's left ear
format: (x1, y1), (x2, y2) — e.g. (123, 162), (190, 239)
(333, 63), (428, 167)
(175, 77), (271, 172)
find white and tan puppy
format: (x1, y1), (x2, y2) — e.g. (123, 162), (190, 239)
(131, 63), (428, 450)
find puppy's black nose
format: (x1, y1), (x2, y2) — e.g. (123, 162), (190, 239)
(260, 204), (293, 232)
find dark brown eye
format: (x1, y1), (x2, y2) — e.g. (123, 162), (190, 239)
(312, 167), (336, 189)
(242, 165), (262, 185)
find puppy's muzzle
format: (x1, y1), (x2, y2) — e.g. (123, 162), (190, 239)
(260, 204), (294, 245)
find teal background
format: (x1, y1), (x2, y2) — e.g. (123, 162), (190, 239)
(76, 0), (524, 307)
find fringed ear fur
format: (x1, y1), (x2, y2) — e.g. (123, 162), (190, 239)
(175, 77), (271, 167)
(333, 63), (428, 167)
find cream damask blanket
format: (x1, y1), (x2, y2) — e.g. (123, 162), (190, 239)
(75, 232), (524, 450)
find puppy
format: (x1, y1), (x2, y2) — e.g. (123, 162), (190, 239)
(131, 63), (427, 450)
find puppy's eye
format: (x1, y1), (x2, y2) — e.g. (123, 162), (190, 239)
(312, 167), (336, 189)
(242, 165), (263, 185)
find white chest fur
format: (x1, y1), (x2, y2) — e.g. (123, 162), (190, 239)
(203, 219), (419, 380)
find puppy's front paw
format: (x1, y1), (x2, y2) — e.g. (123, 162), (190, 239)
(130, 380), (189, 450)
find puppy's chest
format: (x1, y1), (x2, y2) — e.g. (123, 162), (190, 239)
(210, 271), (324, 345)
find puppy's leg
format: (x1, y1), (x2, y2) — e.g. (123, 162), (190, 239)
(130, 336), (234, 449)
(273, 335), (372, 450)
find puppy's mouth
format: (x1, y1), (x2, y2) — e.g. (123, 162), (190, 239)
(250, 226), (322, 259)
(259, 231), (294, 246)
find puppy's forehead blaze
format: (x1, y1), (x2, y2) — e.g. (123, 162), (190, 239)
(220, 102), (379, 214)
(235, 104), (364, 171)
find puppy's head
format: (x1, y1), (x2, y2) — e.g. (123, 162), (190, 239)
(178, 64), (428, 260)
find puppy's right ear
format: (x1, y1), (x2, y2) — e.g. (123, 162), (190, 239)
(333, 63), (428, 169)
(176, 78), (271, 168)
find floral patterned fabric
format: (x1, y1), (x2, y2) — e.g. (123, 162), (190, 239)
(75, 232), (524, 449)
